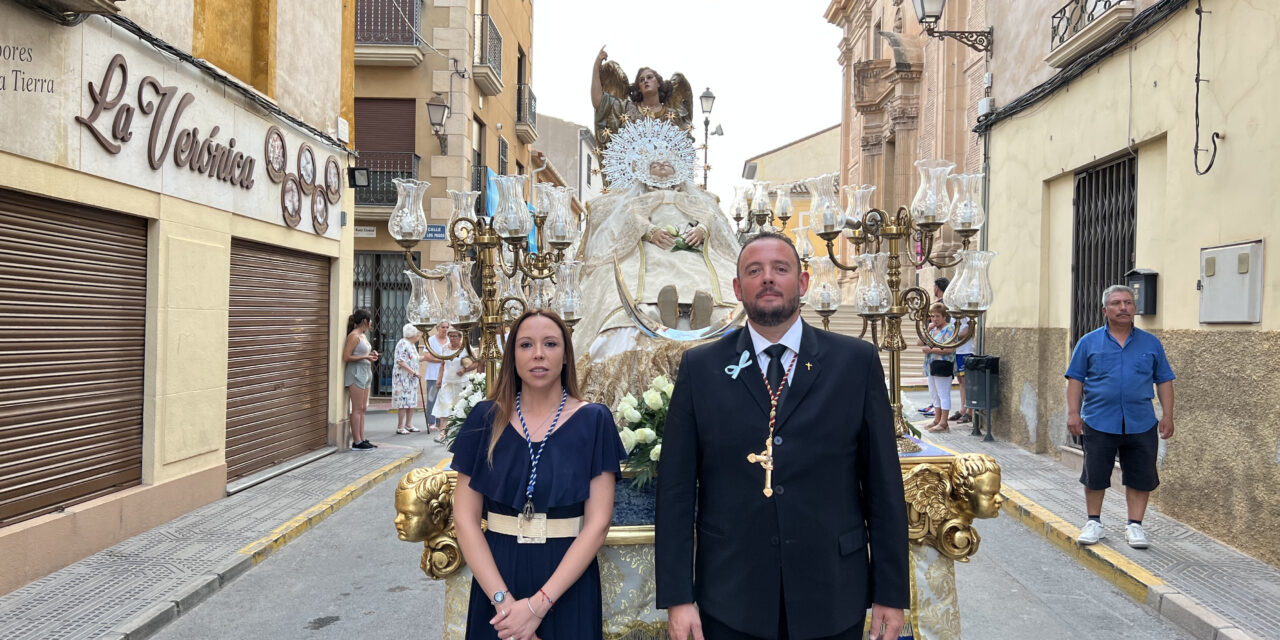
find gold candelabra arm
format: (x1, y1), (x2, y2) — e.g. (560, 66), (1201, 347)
(904, 287), (980, 351)
(419, 334), (471, 362)
(499, 296), (527, 323)
(448, 217), (479, 251)
(821, 238), (859, 272)
(403, 251), (445, 281)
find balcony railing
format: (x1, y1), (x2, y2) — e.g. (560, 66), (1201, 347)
(355, 151), (420, 207)
(356, 0), (421, 46)
(472, 14), (503, 95)
(515, 83), (538, 144)
(1050, 0), (1122, 51)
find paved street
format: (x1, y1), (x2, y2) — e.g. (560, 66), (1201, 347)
(153, 408), (1191, 640)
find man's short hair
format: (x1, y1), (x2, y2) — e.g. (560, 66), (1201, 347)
(737, 231), (802, 275)
(934, 277), (950, 293)
(1101, 284), (1136, 307)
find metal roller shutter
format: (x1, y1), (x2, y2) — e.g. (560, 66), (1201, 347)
(0, 188), (147, 527)
(353, 98), (416, 152)
(226, 240), (330, 481)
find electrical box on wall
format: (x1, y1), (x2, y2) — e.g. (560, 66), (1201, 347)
(1199, 240), (1264, 324)
(1124, 269), (1158, 315)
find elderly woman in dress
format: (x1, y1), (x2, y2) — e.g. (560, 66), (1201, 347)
(392, 323), (424, 435)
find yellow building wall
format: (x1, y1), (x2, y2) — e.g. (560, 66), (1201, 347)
(192, 0), (277, 97)
(987, 1), (1279, 331)
(745, 126), (842, 258)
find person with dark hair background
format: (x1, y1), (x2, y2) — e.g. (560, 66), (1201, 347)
(343, 309), (379, 450)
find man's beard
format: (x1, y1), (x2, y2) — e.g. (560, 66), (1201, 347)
(744, 288), (801, 327)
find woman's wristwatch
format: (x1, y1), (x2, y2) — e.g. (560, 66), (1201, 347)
(491, 589), (509, 606)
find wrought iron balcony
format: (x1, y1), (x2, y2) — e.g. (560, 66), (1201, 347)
(473, 14), (503, 96)
(515, 84), (538, 144)
(355, 0), (425, 66)
(1047, 0), (1135, 67)
(355, 151), (420, 207)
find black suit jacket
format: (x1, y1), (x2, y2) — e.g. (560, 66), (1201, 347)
(655, 320), (909, 639)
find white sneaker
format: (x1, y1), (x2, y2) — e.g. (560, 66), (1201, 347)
(1126, 523), (1149, 549)
(1077, 520), (1105, 545)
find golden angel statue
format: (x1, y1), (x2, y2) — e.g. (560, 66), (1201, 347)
(591, 46), (694, 152)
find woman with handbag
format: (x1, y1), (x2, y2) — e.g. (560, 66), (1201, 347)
(921, 302), (957, 433)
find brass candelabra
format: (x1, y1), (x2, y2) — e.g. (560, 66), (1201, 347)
(387, 177), (582, 382)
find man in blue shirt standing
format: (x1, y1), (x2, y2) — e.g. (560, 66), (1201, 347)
(1065, 285), (1175, 549)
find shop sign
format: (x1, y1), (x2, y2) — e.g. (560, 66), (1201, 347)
(76, 53), (257, 190)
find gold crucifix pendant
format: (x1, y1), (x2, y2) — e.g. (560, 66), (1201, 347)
(747, 446), (775, 498)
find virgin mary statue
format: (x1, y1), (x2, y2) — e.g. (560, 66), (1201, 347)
(576, 55), (741, 362)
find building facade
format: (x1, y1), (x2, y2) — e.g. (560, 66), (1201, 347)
(978, 0), (1280, 566)
(535, 114), (601, 206)
(352, 0), (535, 395)
(825, 0), (987, 285)
(0, 0), (355, 593)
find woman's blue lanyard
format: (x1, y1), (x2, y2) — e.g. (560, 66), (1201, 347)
(515, 388), (567, 519)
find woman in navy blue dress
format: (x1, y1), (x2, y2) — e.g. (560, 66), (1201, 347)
(451, 309), (627, 640)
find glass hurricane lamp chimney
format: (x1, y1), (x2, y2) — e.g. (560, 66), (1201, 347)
(805, 173), (841, 236)
(910, 159), (954, 225)
(388, 178), (430, 242)
(555, 260), (584, 323)
(947, 173), (985, 231)
(942, 250), (997, 312)
(492, 174), (532, 241)
(851, 252), (892, 315)
(443, 261), (482, 325)
(809, 259), (843, 313)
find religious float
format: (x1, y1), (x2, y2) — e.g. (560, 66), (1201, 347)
(388, 56), (1001, 639)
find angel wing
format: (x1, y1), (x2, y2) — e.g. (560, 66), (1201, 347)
(600, 60), (630, 102)
(902, 464), (953, 523)
(667, 73), (694, 129)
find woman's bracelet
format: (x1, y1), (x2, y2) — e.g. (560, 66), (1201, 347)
(526, 599), (543, 619)
(539, 588), (554, 605)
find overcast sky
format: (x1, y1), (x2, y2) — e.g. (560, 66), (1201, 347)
(530, 0), (843, 203)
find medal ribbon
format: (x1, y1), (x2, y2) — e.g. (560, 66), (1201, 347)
(515, 388), (568, 518)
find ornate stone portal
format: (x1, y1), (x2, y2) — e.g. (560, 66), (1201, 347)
(395, 444), (1001, 639)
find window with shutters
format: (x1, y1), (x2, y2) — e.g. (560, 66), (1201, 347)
(353, 98), (418, 206)
(498, 136), (509, 175)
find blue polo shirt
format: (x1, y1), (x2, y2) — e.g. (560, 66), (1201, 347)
(1065, 325), (1175, 435)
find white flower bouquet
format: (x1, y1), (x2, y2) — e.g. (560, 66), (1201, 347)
(615, 375), (674, 489)
(442, 372), (487, 448)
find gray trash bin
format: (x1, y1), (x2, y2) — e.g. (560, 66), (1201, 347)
(964, 355), (1000, 411)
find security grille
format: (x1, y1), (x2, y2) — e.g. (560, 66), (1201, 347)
(1070, 155), (1135, 347)
(353, 251), (419, 396)
(1069, 156), (1135, 447)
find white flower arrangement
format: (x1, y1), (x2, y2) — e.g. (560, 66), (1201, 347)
(443, 372), (487, 448)
(615, 375), (673, 488)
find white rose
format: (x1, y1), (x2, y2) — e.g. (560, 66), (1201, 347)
(452, 404), (466, 419)
(623, 407), (643, 424)
(650, 375), (669, 391)
(649, 444), (662, 461)
(642, 389), (663, 410)
(618, 428), (637, 453)
(664, 383), (674, 396)
(619, 394), (639, 410)
(635, 427), (657, 444)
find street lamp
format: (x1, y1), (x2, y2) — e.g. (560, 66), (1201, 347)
(911, 0), (993, 53)
(699, 87), (720, 189)
(426, 93), (450, 155)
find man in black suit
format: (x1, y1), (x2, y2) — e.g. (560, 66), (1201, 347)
(656, 232), (908, 640)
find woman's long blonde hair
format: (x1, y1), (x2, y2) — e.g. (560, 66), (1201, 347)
(485, 309), (582, 463)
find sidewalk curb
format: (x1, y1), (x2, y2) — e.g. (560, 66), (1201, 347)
(110, 449), (423, 640)
(237, 449), (423, 564)
(997, 485), (1259, 640)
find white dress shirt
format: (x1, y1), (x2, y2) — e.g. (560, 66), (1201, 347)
(746, 317), (803, 387)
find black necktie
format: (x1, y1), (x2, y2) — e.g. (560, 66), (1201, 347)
(764, 344), (789, 403)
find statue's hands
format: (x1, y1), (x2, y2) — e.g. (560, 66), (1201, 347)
(647, 227), (677, 250)
(684, 225), (706, 247)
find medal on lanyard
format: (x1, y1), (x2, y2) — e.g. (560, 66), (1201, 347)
(515, 389), (567, 543)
